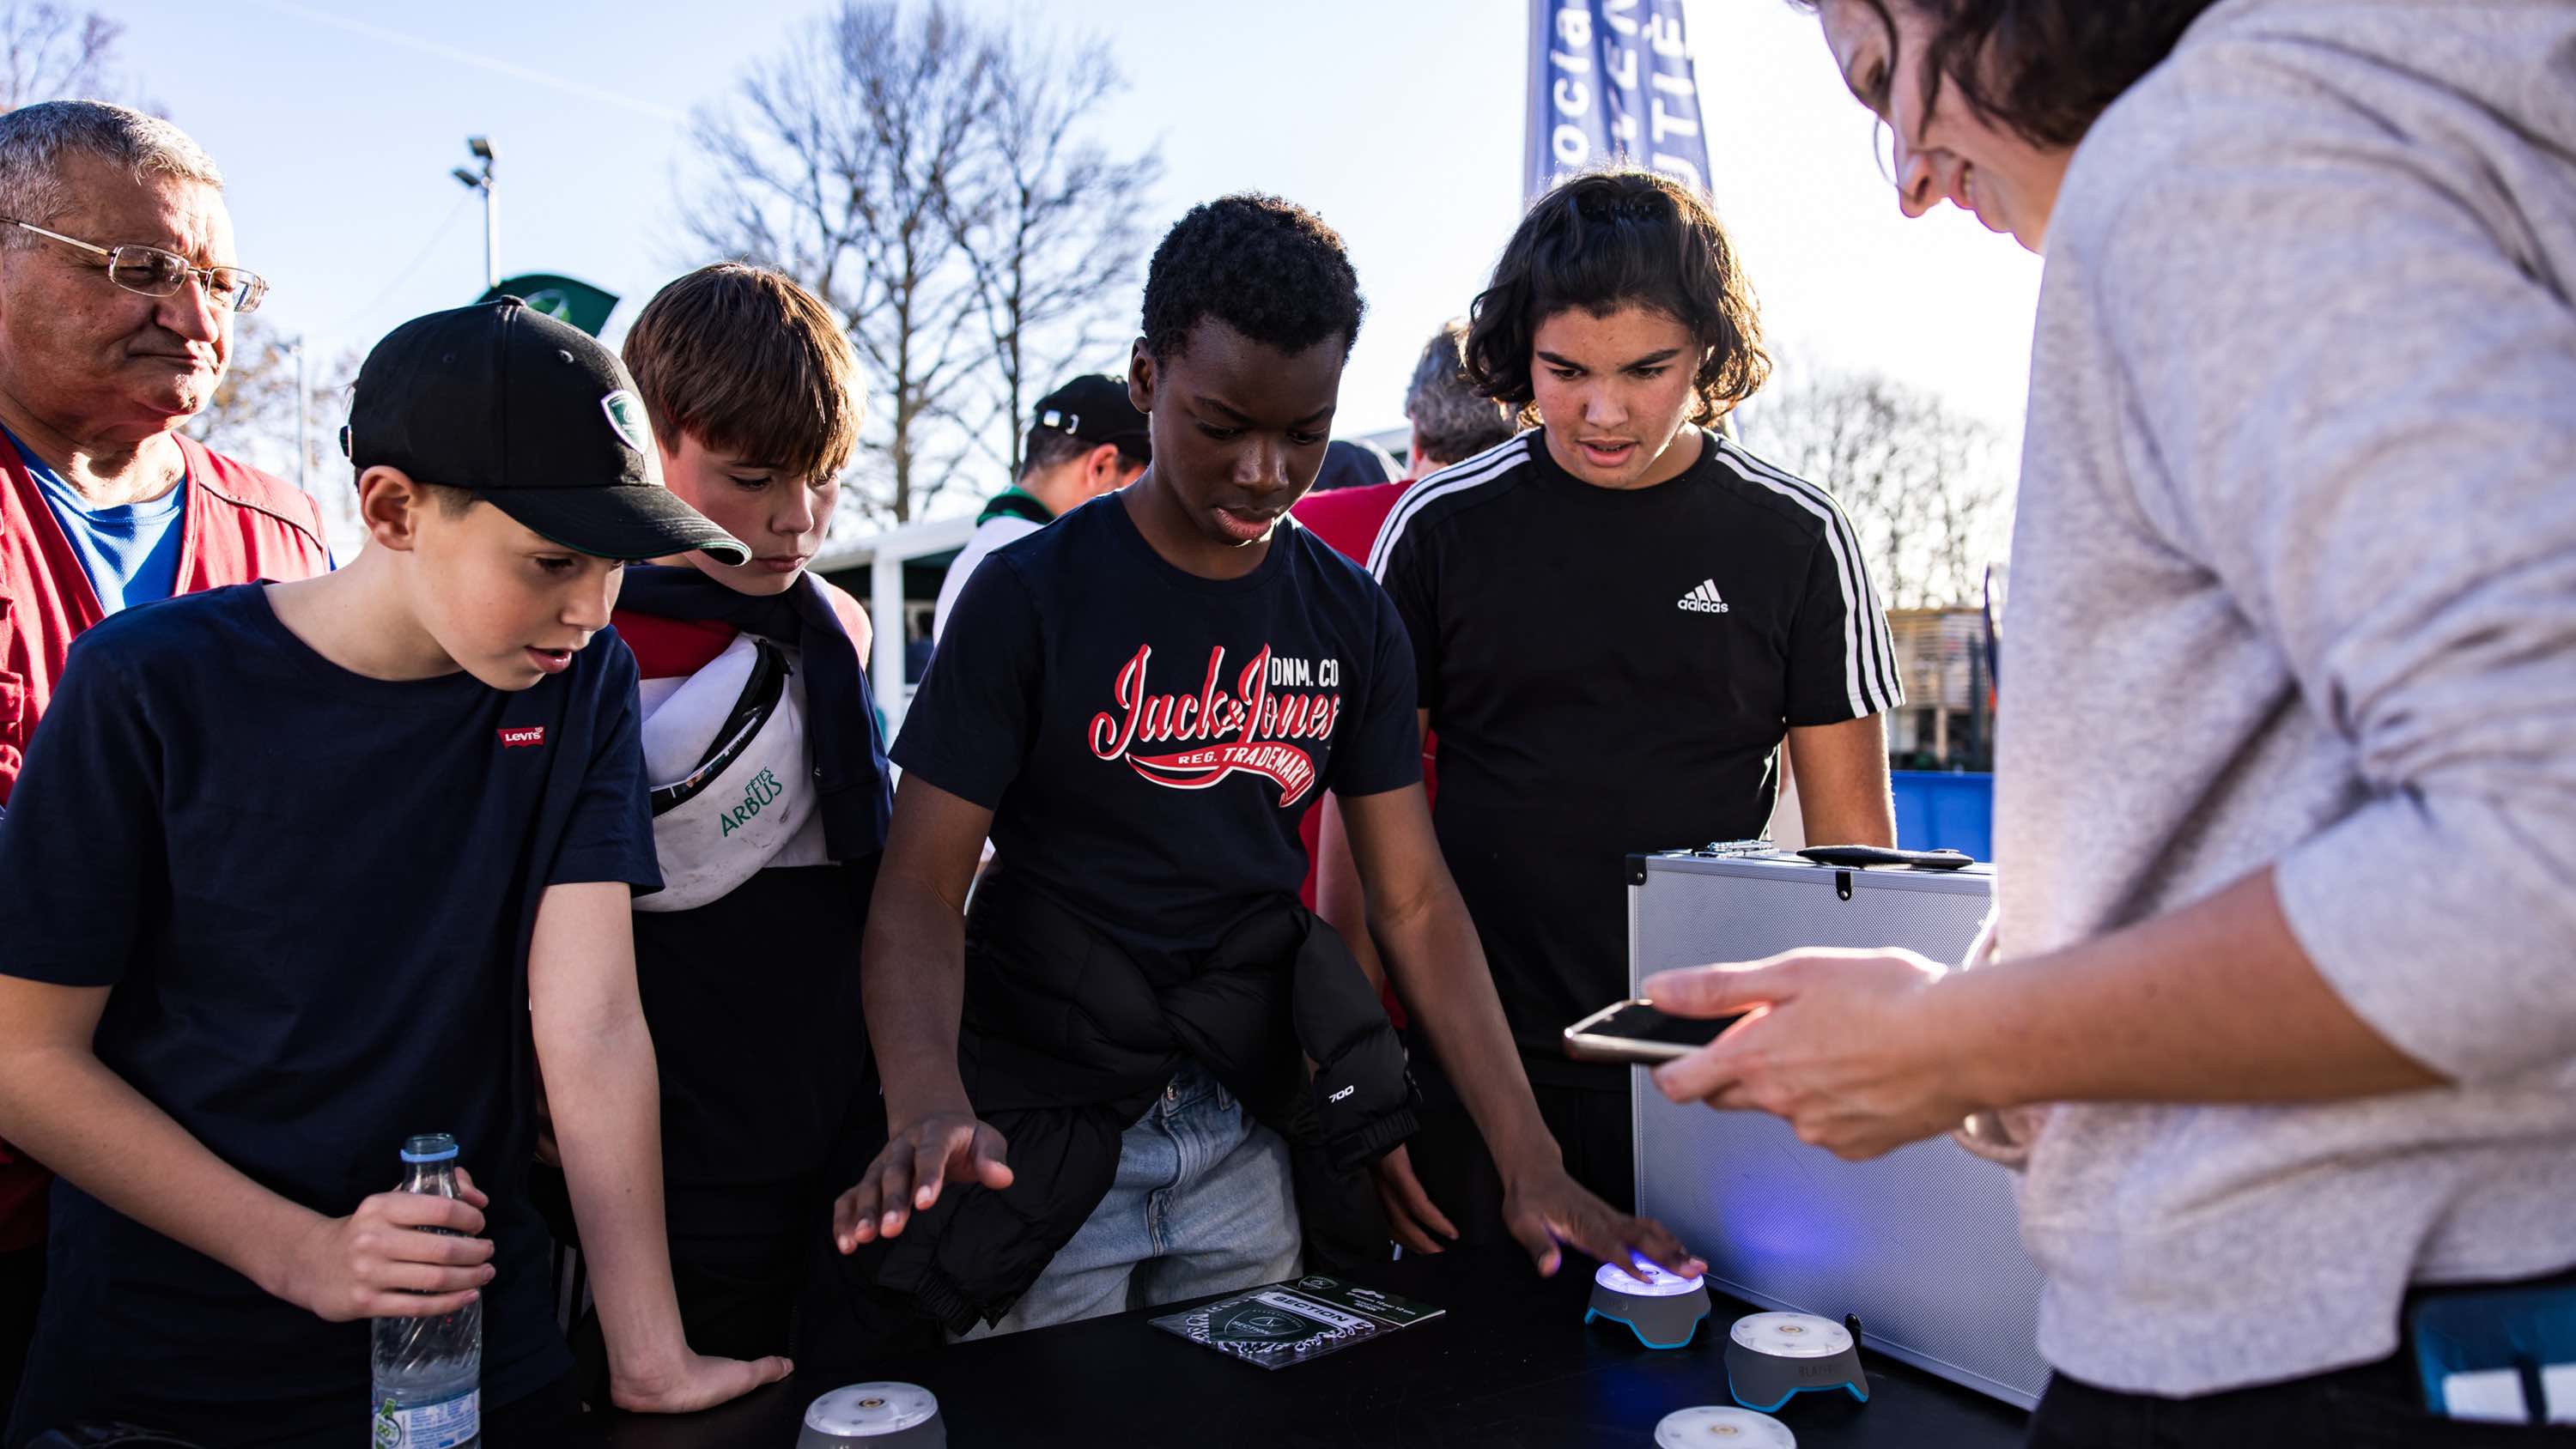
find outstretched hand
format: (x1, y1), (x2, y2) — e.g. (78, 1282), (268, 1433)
(1500, 1164), (1704, 1282)
(611, 1349), (793, 1414)
(833, 1111), (1014, 1252)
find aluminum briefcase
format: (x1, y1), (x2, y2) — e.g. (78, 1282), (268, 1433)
(1625, 846), (2049, 1409)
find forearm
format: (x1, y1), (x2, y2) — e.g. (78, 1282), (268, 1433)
(1948, 868), (2445, 1109)
(539, 1009), (686, 1374)
(1315, 795), (1388, 997)
(861, 874), (971, 1125)
(1787, 718), (1895, 847)
(0, 1044), (322, 1299)
(1372, 887), (1558, 1175)
(1797, 791), (1894, 849)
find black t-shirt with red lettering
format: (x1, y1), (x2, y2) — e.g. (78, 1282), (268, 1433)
(894, 494), (1421, 964)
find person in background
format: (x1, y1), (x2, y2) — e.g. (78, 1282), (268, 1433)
(1648, 4), (2576, 1444)
(0, 100), (330, 1422)
(930, 374), (1148, 646)
(1291, 318), (1515, 1017)
(1305, 436), (1400, 494)
(1292, 319), (1515, 567)
(1334, 167), (1902, 1258)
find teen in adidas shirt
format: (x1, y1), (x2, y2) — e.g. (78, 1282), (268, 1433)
(1321, 168), (1902, 1252)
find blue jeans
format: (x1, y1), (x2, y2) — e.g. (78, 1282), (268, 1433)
(963, 1062), (1302, 1337)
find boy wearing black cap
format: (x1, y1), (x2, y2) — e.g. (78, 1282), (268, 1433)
(929, 373), (1150, 645)
(0, 298), (787, 1446)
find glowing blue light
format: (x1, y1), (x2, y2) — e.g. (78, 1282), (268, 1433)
(1595, 1259), (1707, 1298)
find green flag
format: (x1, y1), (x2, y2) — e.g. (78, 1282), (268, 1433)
(479, 274), (618, 336)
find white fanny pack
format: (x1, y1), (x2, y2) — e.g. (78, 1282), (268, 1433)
(635, 633), (823, 912)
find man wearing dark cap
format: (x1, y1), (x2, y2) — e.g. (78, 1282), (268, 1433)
(0, 298), (786, 1446)
(931, 373), (1148, 645)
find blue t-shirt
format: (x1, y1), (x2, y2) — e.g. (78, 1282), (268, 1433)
(0, 584), (658, 1444)
(8, 427), (187, 615)
(894, 494), (1422, 964)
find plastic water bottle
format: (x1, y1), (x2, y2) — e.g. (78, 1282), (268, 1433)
(368, 1133), (482, 1448)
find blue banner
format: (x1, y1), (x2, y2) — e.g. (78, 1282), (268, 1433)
(1524, 0), (1712, 205)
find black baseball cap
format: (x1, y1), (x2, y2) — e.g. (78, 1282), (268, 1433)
(343, 297), (750, 565)
(1031, 373), (1151, 457)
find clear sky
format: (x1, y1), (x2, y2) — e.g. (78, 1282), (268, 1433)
(113, 0), (2041, 506)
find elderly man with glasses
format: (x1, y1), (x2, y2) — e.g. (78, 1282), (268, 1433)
(0, 100), (327, 1421)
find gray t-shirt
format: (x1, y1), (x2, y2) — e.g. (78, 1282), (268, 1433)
(1997, 0), (2576, 1396)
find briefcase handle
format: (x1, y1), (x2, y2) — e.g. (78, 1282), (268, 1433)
(1796, 844), (1975, 871)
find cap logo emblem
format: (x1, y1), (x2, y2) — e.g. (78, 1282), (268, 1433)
(601, 390), (652, 456)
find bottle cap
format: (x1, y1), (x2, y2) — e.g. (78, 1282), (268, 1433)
(400, 1133), (461, 1163)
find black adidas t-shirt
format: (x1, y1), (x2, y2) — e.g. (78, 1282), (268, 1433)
(1370, 428), (1901, 1084)
(0, 585), (655, 1442)
(896, 494), (1421, 964)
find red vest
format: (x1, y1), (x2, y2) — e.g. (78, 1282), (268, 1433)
(0, 433), (330, 1251)
(0, 433), (329, 800)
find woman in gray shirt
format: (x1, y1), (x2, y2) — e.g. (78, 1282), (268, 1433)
(1651, 2), (2576, 1442)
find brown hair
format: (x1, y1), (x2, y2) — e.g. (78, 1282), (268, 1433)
(1464, 167), (1768, 427)
(621, 264), (865, 483)
(1796, 0), (2218, 150)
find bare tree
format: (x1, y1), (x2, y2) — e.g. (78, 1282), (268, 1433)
(946, 28), (1161, 476)
(1738, 367), (2013, 609)
(188, 318), (367, 556)
(687, 1), (995, 526)
(682, 0), (1163, 524)
(0, 1), (120, 107)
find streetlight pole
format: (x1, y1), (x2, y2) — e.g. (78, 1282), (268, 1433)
(267, 333), (311, 496)
(291, 336), (308, 497)
(452, 136), (497, 293)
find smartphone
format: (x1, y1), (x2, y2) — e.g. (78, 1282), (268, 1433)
(1562, 998), (1744, 1065)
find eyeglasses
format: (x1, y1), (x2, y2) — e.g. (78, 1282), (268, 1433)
(0, 218), (268, 314)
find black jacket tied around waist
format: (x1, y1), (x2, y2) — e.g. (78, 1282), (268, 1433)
(861, 868), (1419, 1334)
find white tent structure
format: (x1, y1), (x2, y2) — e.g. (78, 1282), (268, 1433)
(813, 515), (975, 738)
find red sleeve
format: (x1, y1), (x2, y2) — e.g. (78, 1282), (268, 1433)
(613, 610), (738, 680)
(1290, 481), (1409, 565)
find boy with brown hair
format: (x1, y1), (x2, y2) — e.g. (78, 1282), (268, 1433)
(565, 263), (893, 1373)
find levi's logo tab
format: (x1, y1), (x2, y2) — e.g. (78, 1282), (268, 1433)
(497, 725), (547, 749)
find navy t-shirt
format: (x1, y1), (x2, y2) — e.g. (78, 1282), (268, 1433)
(895, 494), (1421, 963)
(0, 584), (657, 1445)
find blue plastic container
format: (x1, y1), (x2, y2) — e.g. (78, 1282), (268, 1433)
(1890, 771), (1994, 860)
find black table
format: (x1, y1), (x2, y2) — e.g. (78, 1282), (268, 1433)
(593, 1249), (2030, 1447)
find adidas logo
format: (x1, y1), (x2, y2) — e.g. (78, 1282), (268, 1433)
(1677, 579), (1731, 615)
